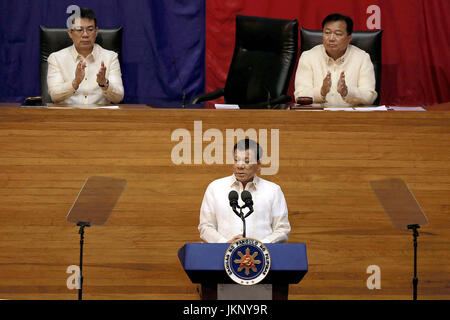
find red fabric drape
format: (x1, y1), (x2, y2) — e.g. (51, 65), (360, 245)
(206, 0), (450, 106)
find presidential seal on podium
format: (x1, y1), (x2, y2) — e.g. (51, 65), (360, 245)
(224, 238), (271, 285)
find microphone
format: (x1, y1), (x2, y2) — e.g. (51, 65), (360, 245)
(241, 190), (253, 207)
(241, 190), (254, 218)
(228, 190), (254, 238)
(228, 190), (240, 217)
(171, 59), (186, 108)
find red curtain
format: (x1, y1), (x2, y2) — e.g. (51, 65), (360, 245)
(206, 0), (450, 106)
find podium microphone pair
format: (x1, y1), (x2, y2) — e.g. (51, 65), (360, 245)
(228, 190), (254, 238)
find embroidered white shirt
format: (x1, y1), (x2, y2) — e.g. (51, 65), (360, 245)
(294, 44), (377, 106)
(47, 44), (124, 104)
(198, 175), (291, 243)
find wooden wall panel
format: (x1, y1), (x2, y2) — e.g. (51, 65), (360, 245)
(0, 107), (449, 300)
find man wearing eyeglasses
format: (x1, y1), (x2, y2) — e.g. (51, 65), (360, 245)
(294, 13), (377, 106)
(47, 8), (124, 104)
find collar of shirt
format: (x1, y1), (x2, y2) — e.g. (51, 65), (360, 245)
(229, 174), (260, 191)
(69, 44), (99, 63)
(321, 44), (352, 66)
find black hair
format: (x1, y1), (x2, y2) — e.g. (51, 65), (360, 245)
(321, 13), (353, 35)
(233, 139), (263, 162)
(73, 7), (97, 27)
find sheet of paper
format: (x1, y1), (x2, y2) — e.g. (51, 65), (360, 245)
(215, 104), (240, 109)
(324, 106), (388, 111)
(73, 105), (120, 109)
(388, 106), (426, 111)
(46, 104), (121, 109)
(354, 105), (388, 111)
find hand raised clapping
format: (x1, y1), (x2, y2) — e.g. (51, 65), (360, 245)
(72, 61), (86, 90)
(337, 71), (348, 98)
(96, 61), (108, 87)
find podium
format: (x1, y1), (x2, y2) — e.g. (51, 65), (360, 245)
(178, 243), (308, 300)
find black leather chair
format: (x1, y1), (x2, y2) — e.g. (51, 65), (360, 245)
(300, 28), (382, 105)
(191, 15), (298, 109)
(25, 26), (122, 105)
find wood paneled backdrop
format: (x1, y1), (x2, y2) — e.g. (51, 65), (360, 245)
(0, 107), (449, 300)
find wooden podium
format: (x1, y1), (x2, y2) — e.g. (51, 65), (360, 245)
(178, 243), (308, 300)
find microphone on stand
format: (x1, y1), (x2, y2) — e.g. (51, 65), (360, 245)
(171, 58), (187, 108)
(241, 190), (254, 218)
(228, 190), (254, 238)
(228, 190), (240, 217)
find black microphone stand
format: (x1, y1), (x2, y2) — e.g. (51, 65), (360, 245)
(231, 205), (253, 238)
(241, 206), (254, 238)
(407, 224), (420, 300)
(77, 221), (90, 301)
(239, 206), (247, 238)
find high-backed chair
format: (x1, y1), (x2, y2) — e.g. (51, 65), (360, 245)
(191, 15), (298, 109)
(300, 28), (382, 105)
(25, 26), (122, 105)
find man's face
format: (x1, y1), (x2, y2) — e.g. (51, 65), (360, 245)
(233, 149), (261, 185)
(68, 18), (98, 52)
(322, 20), (352, 58)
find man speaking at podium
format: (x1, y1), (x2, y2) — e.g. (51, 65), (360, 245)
(198, 139), (291, 243)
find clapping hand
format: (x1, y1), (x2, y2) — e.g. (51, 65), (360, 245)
(337, 71), (348, 98)
(72, 61), (86, 90)
(321, 71), (332, 97)
(96, 61), (107, 87)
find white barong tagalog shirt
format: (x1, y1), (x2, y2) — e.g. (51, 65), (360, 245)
(47, 44), (124, 104)
(198, 175), (291, 243)
(294, 44), (377, 106)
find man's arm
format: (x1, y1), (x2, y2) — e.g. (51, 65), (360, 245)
(342, 53), (378, 105)
(261, 186), (291, 243)
(198, 185), (229, 243)
(47, 53), (77, 103)
(101, 52), (124, 103)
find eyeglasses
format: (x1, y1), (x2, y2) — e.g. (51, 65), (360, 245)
(71, 27), (96, 35)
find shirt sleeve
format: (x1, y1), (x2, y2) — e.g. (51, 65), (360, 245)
(47, 53), (76, 103)
(294, 51), (326, 104)
(343, 53), (378, 105)
(261, 186), (291, 243)
(198, 184), (228, 243)
(102, 52), (124, 103)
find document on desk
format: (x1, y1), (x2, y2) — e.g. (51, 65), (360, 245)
(96, 106), (120, 109)
(215, 104), (240, 109)
(354, 105), (388, 111)
(324, 106), (388, 111)
(46, 104), (120, 109)
(324, 107), (354, 111)
(388, 106), (426, 111)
